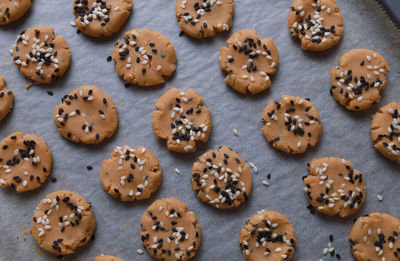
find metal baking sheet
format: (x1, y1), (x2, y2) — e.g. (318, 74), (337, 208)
(0, 0), (399, 260)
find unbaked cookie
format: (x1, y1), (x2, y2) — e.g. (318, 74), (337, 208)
(240, 210), (297, 260)
(262, 95), (322, 154)
(112, 28), (176, 87)
(0, 0), (31, 25)
(0, 132), (52, 193)
(303, 157), (366, 218)
(31, 190), (96, 255)
(330, 49), (390, 111)
(175, 0), (234, 38)
(349, 212), (400, 261)
(53, 86), (118, 144)
(94, 255), (125, 261)
(191, 146), (252, 209)
(371, 101), (400, 164)
(100, 145), (162, 201)
(140, 198), (201, 260)
(73, 0), (132, 38)
(0, 74), (14, 122)
(11, 26), (71, 84)
(152, 87), (211, 153)
(219, 29), (279, 94)
(288, 0), (343, 51)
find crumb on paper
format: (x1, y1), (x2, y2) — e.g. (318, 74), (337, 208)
(25, 82), (33, 89)
(119, 102), (125, 107)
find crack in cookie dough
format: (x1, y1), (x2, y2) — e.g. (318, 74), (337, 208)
(0, 74), (14, 122)
(191, 146), (252, 209)
(0, 0), (31, 25)
(219, 29), (279, 94)
(94, 255), (125, 261)
(288, 0), (343, 51)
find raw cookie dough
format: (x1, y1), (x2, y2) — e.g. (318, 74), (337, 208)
(288, 0), (343, 51)
(152, 87), (211, 153)
(100, 145), (162, 201)
(240, 210), (297, 260)
(175, 0), (234, 38)
(0, 132), (52, 193)
(31, 190), (96, 255)
(349, 212), (400, 261)
(371, 101), (400, 164)
(94, 255), (125, 261)
(0, 0), (31, 25)
(73, 0), (132, 38)
(11, 26), (71, 84)
(330, 49), (390, 111)
(140, 198), (201, 260)
(191, 146), (252, 209)
(219, 29), (279, 94)
(112, 28), (176, 87)
(262, 95), (322, 154)
(303, 157), (366, 218)
(0, 74), (14, 122)
(53, 85), (118, 144)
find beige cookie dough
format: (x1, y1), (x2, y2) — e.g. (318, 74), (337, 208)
(112, 28), (176, 87)
(288, 0), (343, 51)
(53, 86), (118, 144)
(175, 0), (234, 38)
(94, 255), (125, 261)
(0, 132), (52, 193)
(219, 29), (279, 94)
(191, 146), (252, 209)
(152, 87), (211, 153)
(140, 198), (201, 260)
(371, 102), (400, 164)
(349, 212), (400, 261)
(0, 74), (14, 122)
(303, 157), (366, 218)
(31, 190), (96, 255)
(262, 95), (322, 154)
(240, 210), (297, 260)
(11, 26), (71, 84)
(73, 0), (132, 38)
(331, 49), (390, 111)
(0, 0), (31, 25)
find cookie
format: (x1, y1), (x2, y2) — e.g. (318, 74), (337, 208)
(140, 198), (201, 260)
(73, 0), (132, 38)
(288, 0), (343, 51)
(349, 212), (400, 261)
(0, 0), (31, 25)
(94, 255), (125, 261)
(112, 28), (176, 87)
(371, 102), (400, 164)
(261, 95), (322, 154)
(0, 74), (14, 122)
(152, 87), (211, 153)
(240, 210), (297, 260)
(191, 146), (252, 209)
(219, 29), (279, 94)
(0, 132), (52, 193)
(53, 86), (118, 144)
(100, 145), (162, 201)
(11, 26), (71, 84)
(330, 49), (390, 111)
(31, 190), (96, 255)
(303, 157), (366, 218)
(175, 0), (234, 38)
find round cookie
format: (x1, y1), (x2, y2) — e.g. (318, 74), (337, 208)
(11, 26), (71, 84)
(219, 29), (279, 94)
(112, 28), (176, 87)
(240, 210), (297, 260)
(288, 0), (343, 51)
(191, 146), (252, 209)
(303, 157), (366, 218)
(330, 49), (390, 111)
(152, 87), (211, 153)
(94, 255), (125, 261)
(140, 198), (201, 260)
(0, 0), (31, 25)
(349, 212), (400, 261)
(73, 0), (132, 38)
(371, 101), (400, 164)
(53, 85), (118, 144)
(100, 145), (162, 201)
(31, 190), (96, 255)
(0, 132), (52, 193)
(261, 95), (322, 154)
(0, 74), (14, 122)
